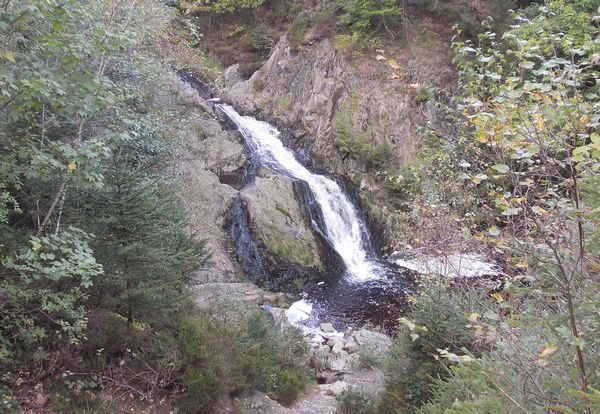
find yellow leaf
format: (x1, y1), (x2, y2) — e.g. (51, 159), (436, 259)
(5, 51), (15, 63)
(387, 58), (401, 70)
(491, 292), (504, 303)
(67, 162), (77, 171)
(538, 345), (558, 358)
(515, 259), (528, 269)
(468, 312), (481, 322)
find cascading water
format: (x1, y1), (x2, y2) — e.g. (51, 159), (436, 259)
(218, 104), (384, 282)
(216, 103), (412, 332)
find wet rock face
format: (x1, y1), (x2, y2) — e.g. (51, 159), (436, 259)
(236, 172), (328, 291)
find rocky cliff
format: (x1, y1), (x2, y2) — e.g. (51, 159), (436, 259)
(219, 17), (456, 249)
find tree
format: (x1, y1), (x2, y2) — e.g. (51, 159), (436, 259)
(336, 0), (403, 33)
(84, 130), (209, 324)
(179, 0), (266, 15)
(414, 2), (600, 412)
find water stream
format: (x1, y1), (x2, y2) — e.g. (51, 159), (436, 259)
(217, 103), (411, 331)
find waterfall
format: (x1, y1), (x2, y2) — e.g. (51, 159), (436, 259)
(218, 104), (384, 282)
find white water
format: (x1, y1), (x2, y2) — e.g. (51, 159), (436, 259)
(392, 252), (499, 278)
(218, 104), (383, 282)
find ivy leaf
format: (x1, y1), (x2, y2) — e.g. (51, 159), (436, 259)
(520, 60), (535, 69)
(491, 164), (510, 174)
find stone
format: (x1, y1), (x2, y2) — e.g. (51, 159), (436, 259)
(326, 336), (344, 348)
(320, 322), (335, 333)
(352, 329), (392, 350)
(319, 381), (349, 396)
(331, 343), (344, 355)
(194, 283), (286, 311)
(240, 174), (323, 270)
(223, 64), (243, 88)
(343, 340), (360, 354)
(34, 392), (47, 407)
(328, 350), (351, 371)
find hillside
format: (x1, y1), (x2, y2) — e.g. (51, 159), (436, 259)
(1, 1), (599, 413)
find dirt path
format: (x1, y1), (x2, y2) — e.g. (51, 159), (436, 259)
(229, 368), (385, 414)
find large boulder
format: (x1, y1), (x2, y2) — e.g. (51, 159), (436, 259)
(240, 172), (324, 272)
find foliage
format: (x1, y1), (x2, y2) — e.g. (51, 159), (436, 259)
(334, 93), (394, 170)
(288, 12), (311, 49)
(376, 278), (487, 413)
(0, 384), (21, 414)
(334, 32), (379, 57)
(336, 0), (402, 34)
(239, 311), (312, 404)
(336, 388), (375, 414)
(0, 0), (211, 404)
(180, 0), (266, 15)
(85, 131), (209, 324)
(386, 1), (600, 413)
(0, 229), (102, 362)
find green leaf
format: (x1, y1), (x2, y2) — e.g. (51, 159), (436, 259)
(491, 164), (510, 174)
(520, 60), (535, 69)
(5, 51), (16, 63)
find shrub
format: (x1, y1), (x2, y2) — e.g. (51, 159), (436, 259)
(415, 87), (429, 104)
(180, 367), (223, 414)
(367, 140), (394, 171)
(376, 278), (486, 413)
(0, 385), (21, 414)
(288, 12), (310, 49)
(336, 0), (402, 33)
(240, 312), (312, 404)
(337, 388), (375, 414)
(334, 32), (377, 57)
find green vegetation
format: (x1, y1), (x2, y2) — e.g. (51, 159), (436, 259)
(336, 388), (375, 414)
(334, 93), (395, 171)
(180, 0), (266, 15)
(0, 0), (312, 411)
(261, 231), (315, 268)
(333, 0), (402, 56)
(373, 1), (600, 413)
(288, 12), (311, 49)
(336, 0), (402, 34)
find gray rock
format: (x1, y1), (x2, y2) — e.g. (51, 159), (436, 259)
(320, 322), (335, 333)
(353, 329), (392, 350)
(241, 174), (324, 269)
(343, 340), (360, 354)
(328, 350), (353, 371)
(223, 64), (243, 88)
(326, 337), (345, 348)
(319, 381), (349, 396)
(331, 343), (345, 355)
(194, 283), (286, 310)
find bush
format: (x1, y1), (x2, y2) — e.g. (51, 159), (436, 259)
(337, 388), (375, 414)
(180, 367), (223, 414)
(376, 278), (486, 413)
(337, 0), (402, 33)
(288, 12), (310, 49)
(240, 312), (312, 404)
(0, 385), (21, 414)
(367, 140), (394, 171)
